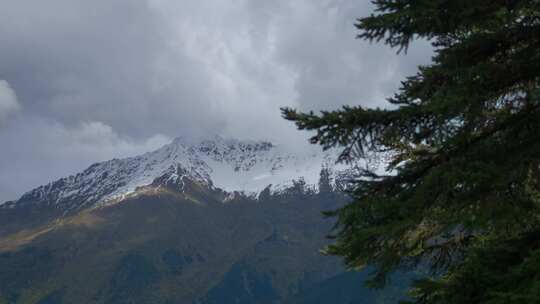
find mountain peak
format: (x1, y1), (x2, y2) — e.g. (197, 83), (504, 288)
(2, 136), (349, 212)
(170, 135), (274, 154)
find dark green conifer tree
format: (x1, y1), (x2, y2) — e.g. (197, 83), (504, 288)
(319, 167), (333, 194)
(283, 1), (540, 303)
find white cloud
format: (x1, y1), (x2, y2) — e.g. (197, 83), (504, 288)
(0, 80), (20, 124)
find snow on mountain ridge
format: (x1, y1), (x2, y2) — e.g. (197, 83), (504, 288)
(2, 136), (347, 211)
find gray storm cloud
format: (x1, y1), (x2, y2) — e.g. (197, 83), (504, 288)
(0, 0), (432, 201)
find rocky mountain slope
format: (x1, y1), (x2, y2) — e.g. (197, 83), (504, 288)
(1, 136), (350, 212)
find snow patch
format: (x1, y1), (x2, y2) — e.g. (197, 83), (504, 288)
(4, 136), (353, 210)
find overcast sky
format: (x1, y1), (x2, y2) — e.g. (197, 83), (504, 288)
(0, 0), (432, 202)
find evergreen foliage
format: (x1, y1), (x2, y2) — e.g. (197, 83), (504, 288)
(283, 1), (540, 302)
(319, 167), (333, 194)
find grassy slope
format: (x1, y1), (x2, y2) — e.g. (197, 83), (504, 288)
(0, 187), (411, 303)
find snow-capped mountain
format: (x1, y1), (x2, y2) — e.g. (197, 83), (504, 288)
(1, 136), (352, 212)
